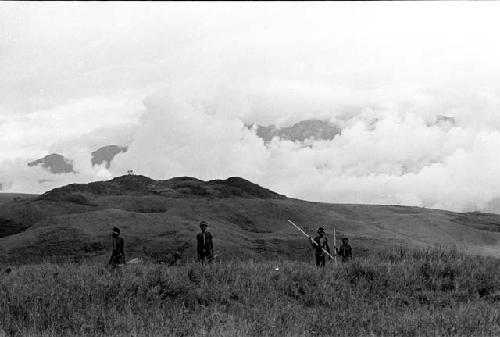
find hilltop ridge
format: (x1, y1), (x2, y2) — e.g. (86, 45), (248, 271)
(40, 174), (285, 203)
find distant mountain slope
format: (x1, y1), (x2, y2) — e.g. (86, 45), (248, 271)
(27, 153), (74, 174)
(251, 119), (341, 143)
(0, 174), (499, 264)
(25, 145), (127, 176)
(91, 145), (127, 168)
(0, 193), (37, 205)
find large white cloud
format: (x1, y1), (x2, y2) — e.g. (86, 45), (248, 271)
(103, 82), (500, 212)
(3, 2), (500, 212)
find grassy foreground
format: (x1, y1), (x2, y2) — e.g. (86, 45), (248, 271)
(1, 248), (499, 337)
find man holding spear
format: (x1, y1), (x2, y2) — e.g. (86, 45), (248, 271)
(288, 220), (335, 267)
(309, 227), (331, 267)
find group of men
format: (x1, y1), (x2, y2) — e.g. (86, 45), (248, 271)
(108, 222), (351, 268)
(309, 226), (352, 267)
(108, 221), (214, 268)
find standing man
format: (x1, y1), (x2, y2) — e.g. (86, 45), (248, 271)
(196, 221), (213, 263)
(335, 237), (353, 263)
(109, 227), (125, 268)
(309, 227), (331, 267)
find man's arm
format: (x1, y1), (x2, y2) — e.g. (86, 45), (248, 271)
(309, 236), (317, 249)
(121, 239), (125, 262)
(209, 232), (214, 256)
(323, 238), (331, 259)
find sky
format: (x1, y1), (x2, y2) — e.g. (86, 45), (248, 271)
(2, 2), (500, 212)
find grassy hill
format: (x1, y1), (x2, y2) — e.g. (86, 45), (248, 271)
(0, 174), (499, 264)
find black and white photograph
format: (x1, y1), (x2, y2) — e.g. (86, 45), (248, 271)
(0, 2), (499, 336)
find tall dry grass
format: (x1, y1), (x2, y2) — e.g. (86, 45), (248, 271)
(0, 247), (499, 336)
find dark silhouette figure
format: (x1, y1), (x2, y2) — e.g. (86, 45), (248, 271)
(309, 227), (331, 267)
(167, 250), (182, 266)
(109, 227), (125, 268)
(196, 221), (213, 263)
(335, 238), (352, 263)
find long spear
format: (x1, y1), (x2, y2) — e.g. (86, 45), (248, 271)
(287, 220), (335, 260)
(334, 226), (337, 265)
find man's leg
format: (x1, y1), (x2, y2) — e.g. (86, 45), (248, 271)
(109, 254), (117, 269)
(200, 250), (209, 264)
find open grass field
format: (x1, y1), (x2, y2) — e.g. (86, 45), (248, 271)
(1, 247), (499, 337)
(1, 176), (499, 336)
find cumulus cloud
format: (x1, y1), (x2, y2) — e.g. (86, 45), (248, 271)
(0, 157), (111, 194)
(0, 92), (143, 192)
(111, 88), (268, 180)
(3, 2), (500, 212)
(0, 92), (143, 161)
(102, 81), (500, 212)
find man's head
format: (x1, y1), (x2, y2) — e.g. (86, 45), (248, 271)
(317, 227), (325, 236)
(200, 221), (208, 232)
(342, 238), (348, 245)
(112, 227), (120, 238)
